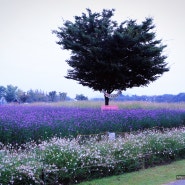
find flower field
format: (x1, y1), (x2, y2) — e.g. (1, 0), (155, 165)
(0, 102), (185, 145)
(1, 101), (185, 184)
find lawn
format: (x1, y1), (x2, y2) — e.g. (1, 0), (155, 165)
(78, 159), (185, 185)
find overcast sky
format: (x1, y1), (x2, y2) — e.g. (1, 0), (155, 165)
(0, 0), (184, 98)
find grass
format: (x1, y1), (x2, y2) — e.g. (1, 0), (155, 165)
(78, 159), (185, 185)
(28, 100), (185, 110)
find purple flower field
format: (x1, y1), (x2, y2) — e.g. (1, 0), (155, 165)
(0, 104), (185, 145)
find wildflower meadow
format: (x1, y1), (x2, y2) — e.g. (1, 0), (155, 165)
(1, 101), (185, 184)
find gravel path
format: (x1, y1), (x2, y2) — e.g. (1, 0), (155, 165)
(163, 180), (185, 185)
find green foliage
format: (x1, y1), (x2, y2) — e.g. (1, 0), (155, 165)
(53, 9), (169, 96)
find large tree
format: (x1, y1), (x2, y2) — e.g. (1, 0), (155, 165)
(53, 9), (169, 105)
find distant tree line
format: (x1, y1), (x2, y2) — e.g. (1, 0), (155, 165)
(0, 85), (70, 104)
(0, 84), (90, 104)
(118, 93), (185, 102)
(1, 84), (185, 104)
(93, 93), (185, 103)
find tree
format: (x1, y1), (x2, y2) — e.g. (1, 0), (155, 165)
(4, 85), (18, 103)
(0, 86), (6, 98)
(75, 94), (88, 101)
(53, 9), (169, 105)
(59, 92), (67, 101)
(17, 89), (29, 103)
(48, 91), (57, 102)
(27, 89), (47, 102)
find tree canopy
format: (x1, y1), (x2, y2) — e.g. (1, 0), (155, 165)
(53, 9), (169, 105)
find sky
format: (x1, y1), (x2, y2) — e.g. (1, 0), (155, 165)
(0, 0), (185, 99)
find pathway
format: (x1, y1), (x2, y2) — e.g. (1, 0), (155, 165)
(163, 180), (185, 185)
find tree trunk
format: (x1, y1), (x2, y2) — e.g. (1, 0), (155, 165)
(104, 96), (109, 105)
